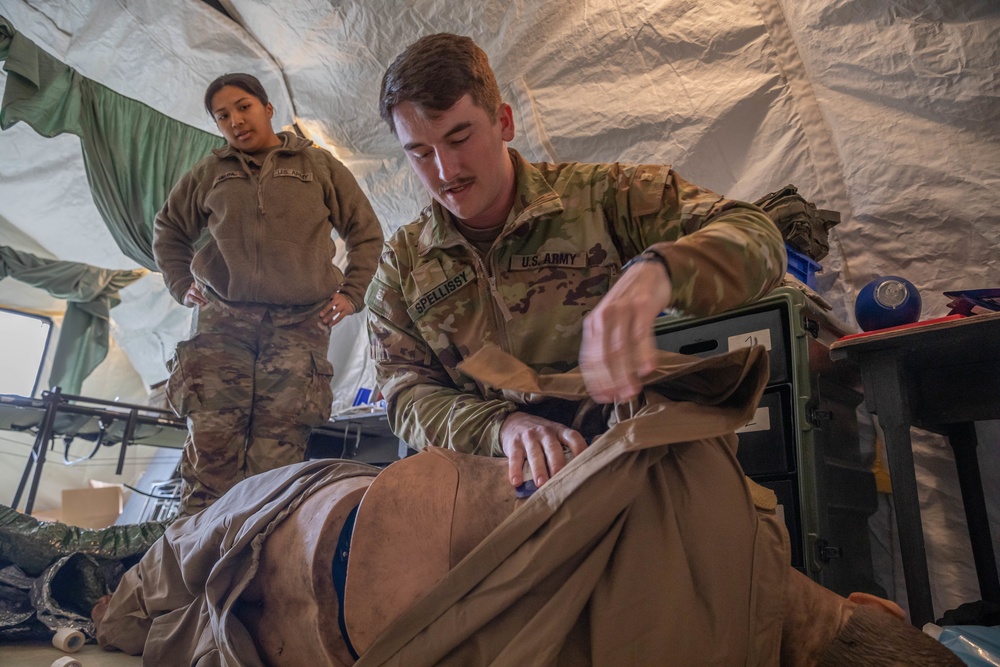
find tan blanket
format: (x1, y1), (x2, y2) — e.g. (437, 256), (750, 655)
(354, 345), (787, 666)
(100, 345), (787, 666)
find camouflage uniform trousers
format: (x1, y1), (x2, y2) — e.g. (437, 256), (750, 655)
(166, 293), (334, 515)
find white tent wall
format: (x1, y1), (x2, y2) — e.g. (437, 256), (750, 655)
(0, 0), (997, 620)
(775, 1), (999, 297)
(767, 0), (1000, 619)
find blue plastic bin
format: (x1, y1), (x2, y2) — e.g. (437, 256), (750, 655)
(785, 243), (822, 289)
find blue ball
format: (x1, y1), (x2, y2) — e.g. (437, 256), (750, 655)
(855, 276), (922, 332)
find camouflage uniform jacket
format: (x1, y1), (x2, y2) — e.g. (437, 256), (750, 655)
(154, 131), (383, 310)
(366, 149), (785, 455)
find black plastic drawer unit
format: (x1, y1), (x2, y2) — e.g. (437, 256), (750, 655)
(654, 286), (882, 597)
(654, 307), (790, 384)
(735, 385), (794, 476)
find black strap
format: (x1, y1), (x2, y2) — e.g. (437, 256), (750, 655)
(332, 503), (361, 660)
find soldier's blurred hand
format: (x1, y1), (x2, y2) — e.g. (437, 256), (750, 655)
(183, 282), (208, 308)
(580, 260), (672, 403)
(500, 412), (587, 488)
(320, 292), (355, 327)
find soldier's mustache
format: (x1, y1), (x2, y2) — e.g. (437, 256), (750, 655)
(439, 177), (474, 195)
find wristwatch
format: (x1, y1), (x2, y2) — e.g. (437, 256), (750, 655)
(621, 248), (672, 279)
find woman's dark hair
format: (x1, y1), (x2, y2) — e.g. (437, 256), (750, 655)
(204, 73), (270, 116)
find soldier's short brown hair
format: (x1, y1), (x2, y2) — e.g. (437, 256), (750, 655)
(379, 33), (502, 136)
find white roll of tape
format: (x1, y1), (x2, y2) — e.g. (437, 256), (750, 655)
(51, 656), (82, 667)
(52, 627), (85, 652)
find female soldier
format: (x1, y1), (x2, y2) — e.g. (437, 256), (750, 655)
(153, 73), (383, 515)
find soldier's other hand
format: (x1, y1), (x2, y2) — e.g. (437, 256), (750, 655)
(183, 283), (208, 308)
(499, 412), (586, 488)
(580, 259), (672, 404)
(320, 292), (356, 327)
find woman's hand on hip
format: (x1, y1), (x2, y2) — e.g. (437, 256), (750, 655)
(183, 283), (208, 308)
(320, 292), (355, 327)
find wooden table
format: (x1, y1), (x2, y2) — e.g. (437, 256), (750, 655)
(830, 312), (1000, 626)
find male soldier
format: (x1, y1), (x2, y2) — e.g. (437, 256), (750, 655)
(350, 36), (967, 665)
(365, 32), (786, 488)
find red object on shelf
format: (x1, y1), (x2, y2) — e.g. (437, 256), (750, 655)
(838, 314), (966, 341)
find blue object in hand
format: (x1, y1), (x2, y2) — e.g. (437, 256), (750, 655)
(855, 276), (922, 331)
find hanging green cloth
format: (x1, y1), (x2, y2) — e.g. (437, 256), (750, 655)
(0, 16), (226, 270)
(0, 245), (146, 395)
(0, 245), (147, 394)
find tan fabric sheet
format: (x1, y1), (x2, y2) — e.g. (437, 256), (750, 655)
(356, 345), (788, 666)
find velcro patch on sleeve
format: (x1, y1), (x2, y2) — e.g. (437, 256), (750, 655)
(411, 259), (448, 293)
(628, 164), (671, 217)
(365, 276), (409, 326)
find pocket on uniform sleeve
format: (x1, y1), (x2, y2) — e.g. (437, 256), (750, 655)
(299, 351), (335, 426)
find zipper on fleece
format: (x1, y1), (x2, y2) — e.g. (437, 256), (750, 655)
(474, 196), (561, 352)
(466, 244), (513, 353)
(233, 155), (266, 301)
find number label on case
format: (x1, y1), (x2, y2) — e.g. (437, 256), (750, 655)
(736, 407), (771, 434)
(728, 328), (772, 352)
